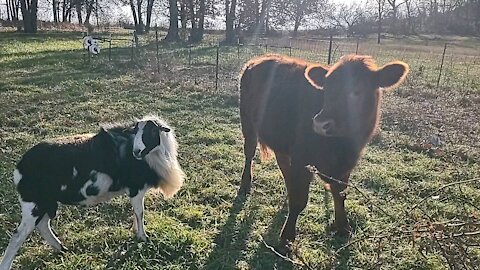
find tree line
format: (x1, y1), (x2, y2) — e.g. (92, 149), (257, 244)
(2, 0), (479, 42)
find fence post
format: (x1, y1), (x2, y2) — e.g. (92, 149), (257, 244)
(437, 43), (447, 88)
(215, 45), (219, 91)
(155, 24), (160, 73)
(237, 41), (240, 60)
(355, 37), (359, 55)
(188, 46), (192, 66)
(131, 31), (135, 62)
(289, 38), (292, 56)
(134, 30), (139, 48)
(108, 33), (112, 61)
(328, 32), (333, 65)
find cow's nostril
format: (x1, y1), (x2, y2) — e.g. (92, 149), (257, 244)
(322, 120), (335, 135)
(323, 121), (331, 130)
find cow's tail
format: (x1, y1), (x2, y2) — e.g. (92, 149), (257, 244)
(259, 141), (273, 161)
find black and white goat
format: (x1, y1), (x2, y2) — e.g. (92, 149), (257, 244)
(0, 116), (185, 270)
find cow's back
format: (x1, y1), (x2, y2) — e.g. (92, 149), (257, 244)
(239, 54), (323, 155)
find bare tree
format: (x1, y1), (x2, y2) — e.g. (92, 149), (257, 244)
(127, 0), (145, 33)
(165, 0), (180, 41)
(187, 0), (206, 42)
(375, 0), (385, 43)
(225, 0), (238, 43)
(52, 0), (59, 23)
(19, 0), (38, 33)
(145, 0), (155, 32)
(386, 0), (405, 34)
(84, 0), (95, 25)
(62, 0), (73, 22)
(329, 3), (363, 36)
(6, 0), (20, 22)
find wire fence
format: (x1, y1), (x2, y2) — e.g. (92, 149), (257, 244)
(82, 30), (480, 93)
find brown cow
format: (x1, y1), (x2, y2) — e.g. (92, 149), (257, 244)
(239, 54), (408, 251)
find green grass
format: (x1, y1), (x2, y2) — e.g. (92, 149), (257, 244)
(0, 31), (479, 269)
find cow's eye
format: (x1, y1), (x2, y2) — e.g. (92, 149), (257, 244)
(351, 90), (361, 97)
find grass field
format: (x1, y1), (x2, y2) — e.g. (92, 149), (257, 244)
(0, 31), (479, 269)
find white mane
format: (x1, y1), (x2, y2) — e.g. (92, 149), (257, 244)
(141, 115), (185, 199)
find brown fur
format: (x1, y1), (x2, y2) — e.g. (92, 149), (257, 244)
(238, 54), (409, 249)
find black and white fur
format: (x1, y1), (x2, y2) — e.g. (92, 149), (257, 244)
(0, 116), (185, 270)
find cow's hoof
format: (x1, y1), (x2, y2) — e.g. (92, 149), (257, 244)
(135, 234), (148, 242)
(327, 222), (352, 237)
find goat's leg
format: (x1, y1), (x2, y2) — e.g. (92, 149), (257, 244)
(130, 188), (148, 241)
(36, 215), (67, 253)
(0, 201), (37, 270)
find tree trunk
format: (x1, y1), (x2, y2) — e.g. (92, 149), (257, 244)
(145, 0), (155, 32)
(165, 0), (180, 41)
(62, 0), (68, 22)
(180, 0), (187, 31)
(7, 0), (20, 22)
(259, 0), (271, 33)
(52, 0), (58, 23)
(84, 0), (94, 25)
(377, 0), (383, 44)
(129, 0), (139, 27)
(293, 0), (306, 37)
(293, 17), (301, 36)
(6, 0), (11, 21)
(75, 0), (82, 24)
(19, 0), (38, 33)
(225, 0), (237, 43)
(405, 0), (414, 34)
(188, 0), (205, 42)
(137, 0), (144, 33)
(198, 0), (205, 36)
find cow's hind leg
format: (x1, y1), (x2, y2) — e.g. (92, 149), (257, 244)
(239, 117), (257, 195)
(279, 164), (312, 254)
(274, 151), (291, 182)
(0, 201), (37, 270)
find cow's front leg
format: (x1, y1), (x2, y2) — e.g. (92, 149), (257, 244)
(279, 164), (312, 254)
(129, 187), (148, 241)
(330, 180), (351, 236)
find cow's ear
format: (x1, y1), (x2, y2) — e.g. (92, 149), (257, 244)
(305, 65), (328, 90)
(376, 61), (409, 90)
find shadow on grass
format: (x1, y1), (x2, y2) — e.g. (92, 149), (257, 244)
(203, 193), (253, 269)
(247, 203), (293, 270)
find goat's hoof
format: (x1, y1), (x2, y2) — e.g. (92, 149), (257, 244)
(54, 245), (68, 254)
(238, 184), (251, 196)
(276, 239), (293, 256)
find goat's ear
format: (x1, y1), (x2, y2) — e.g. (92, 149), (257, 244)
(376, 61), (409, 90)
(160, 126), (171, 132)
(305, 65), (328, 90)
